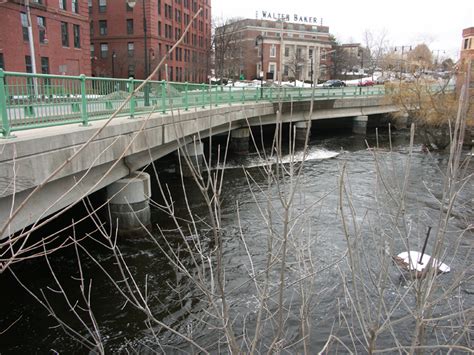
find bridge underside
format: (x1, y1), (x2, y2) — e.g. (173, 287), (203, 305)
(0, 97), (397, 239)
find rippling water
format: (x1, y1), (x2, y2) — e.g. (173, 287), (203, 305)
(1, 130), (472, 353)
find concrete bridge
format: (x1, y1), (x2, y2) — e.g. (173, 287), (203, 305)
(0, 94), (397, 239)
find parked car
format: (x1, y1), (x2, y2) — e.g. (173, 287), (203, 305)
(357, 80), (375, 87)
(322, 80), (346, 88)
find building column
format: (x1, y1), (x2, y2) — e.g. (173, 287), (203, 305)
(353, 115), (368, 135)
(107, 171), (151, 238)
(179, 140), (204, 177)
(231, 128), (250, 155)
(295, 120), (311, 144)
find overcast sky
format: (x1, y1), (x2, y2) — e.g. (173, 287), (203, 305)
(212, 0), (473, 60)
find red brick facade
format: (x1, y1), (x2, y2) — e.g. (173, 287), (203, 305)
(0, 0), (91, 75)
(90, 0), (211, 82)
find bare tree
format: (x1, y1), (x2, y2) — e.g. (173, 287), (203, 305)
(284, 50), (306, 82)
(363, 29), (390, 76)
(329, 36), (353, 78)
(407, 43), (433, 73)
(213, 17), (245, 81)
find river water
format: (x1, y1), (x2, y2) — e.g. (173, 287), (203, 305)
(0, 128), (472, 353)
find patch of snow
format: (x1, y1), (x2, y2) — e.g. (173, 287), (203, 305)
(396, 251), (450, 273)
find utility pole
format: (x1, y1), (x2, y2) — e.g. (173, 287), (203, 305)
(25, 0), (38, 96)
(255, 35), (264, 99)
(127, 0), (149, 105)
(394, 45), (412, 76)
(142, 0), (149, 106)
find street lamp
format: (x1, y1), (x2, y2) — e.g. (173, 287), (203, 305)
(255, 35), (264, 99)
(126, 0), (149, 106)
(112, 51), (116, 77)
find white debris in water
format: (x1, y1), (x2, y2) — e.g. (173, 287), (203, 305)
(219, 149), (339, 170)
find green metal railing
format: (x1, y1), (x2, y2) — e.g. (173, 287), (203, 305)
(0, 69), (387, 138)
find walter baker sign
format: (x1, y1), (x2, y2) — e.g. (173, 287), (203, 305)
(260, 10), (318, 24)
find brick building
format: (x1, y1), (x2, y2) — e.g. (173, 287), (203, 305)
(214, 18), (333, 83)
(0, 0), (91, 75)
(89, 0), (211, 82)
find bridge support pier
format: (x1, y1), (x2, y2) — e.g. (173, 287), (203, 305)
(231, 128), (250, 155)
(353, 115), (368, 134)
(107, 171), (151, 237)
(179, 140), (204, 177)
(295, 121), (311, 145)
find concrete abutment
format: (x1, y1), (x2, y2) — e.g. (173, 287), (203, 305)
(231, 128), (250, 155)
(295, 121), (311, 144)
(352, 115), (368, 134)
(106, 171), (151, 237)
(178, 140), (204, 177)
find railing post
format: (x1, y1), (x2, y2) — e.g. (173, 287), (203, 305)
(228, 85), (232, 105)
(255, 87), (259, 102)
(215, 85), (218, 107)
(0, 69), (13, 138)
(298, 87), (302, 100)
(161, 80), (167, 114)
(242, 87), (245, 103)
(201, 83), (206, 108)
(128, 77), (135, 118)
(79, 74), (90, 126)
(184, 82), (189, 110)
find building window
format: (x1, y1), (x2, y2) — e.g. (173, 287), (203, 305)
(90, 21), (94, 37)
(59, 0), (67, 10)
(72, 0), (78, 13)
(90, 44), (95, 58)
(61, 22), (69, 47)
(0, 53), (4, 70)
(100, 43), (108, 58)
(284, 46), (289, 57)
(128, 64), (135, 78)
(88, 0), (92, 14)
(21, 13), (29, 41)
(126, 2), (133, 11)
(297, 48), (302, 59)
(25, 56), (33, 73)
(73, 24), (80, 48)
(128, 42), (134, 57)
(126, 19), (133, 34)
(99, 20), (107, 35)
(464, 38), (470, 50)
(309, 49), (313, 59)
(99, 0), (106, 13)
(158, 21), (161, 36)
(270, 44), (276, 57)
(41, 57), (49, 74)
(37, 16), (46, 44)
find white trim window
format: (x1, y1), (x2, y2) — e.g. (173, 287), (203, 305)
(270, 44), (276, 57)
